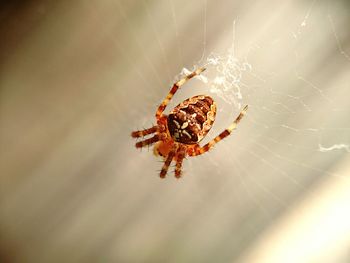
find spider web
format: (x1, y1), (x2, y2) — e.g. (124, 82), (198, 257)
(34, 0), (349, 262)
(112, 0), (350, 261)
(77, 0), (350, 260)
(176, 2), (349, 179)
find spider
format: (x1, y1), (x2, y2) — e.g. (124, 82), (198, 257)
(131, 67), (248, 179)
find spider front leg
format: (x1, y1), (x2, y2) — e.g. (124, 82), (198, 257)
(174, 145), (186, 178)
(135, 134), (159, 149)
(131, 126), (158, 138)
(156, 67), (206, 119)
(189, 105), (248, 156)
(160, 144), (178, 178)
(131, 125), (158, 148)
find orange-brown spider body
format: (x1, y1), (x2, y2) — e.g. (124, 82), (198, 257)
(168, 95), (216, 144)
(131, 68), (248, 179)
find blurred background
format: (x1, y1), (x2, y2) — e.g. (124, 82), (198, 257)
(1, 0), (350, 262)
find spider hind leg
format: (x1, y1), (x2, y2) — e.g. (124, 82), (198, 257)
(189, 105), (248, 156)
(156, 67), (206, 119)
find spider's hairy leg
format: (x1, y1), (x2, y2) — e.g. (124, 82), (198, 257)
(156, 67), (206, 119)
(174, 145), (186, 178)
(189, 105), (248, 156)
(135, 134), (159, 148)
(160, 144), (177, 178)
(131, 125), (158, 138)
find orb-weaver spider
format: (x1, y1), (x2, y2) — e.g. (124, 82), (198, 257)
(131, 68), (248, 179)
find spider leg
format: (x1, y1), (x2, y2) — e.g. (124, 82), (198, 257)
(156, 67), (206, 119)
(189, 105), (248, 156)
(160, 145), (177, 178)
(174, 146), (186, 178)
(131, 126), (158, 138)
(135, 134), (159, 148)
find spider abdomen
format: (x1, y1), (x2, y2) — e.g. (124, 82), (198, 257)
(167, 95), (216, 144)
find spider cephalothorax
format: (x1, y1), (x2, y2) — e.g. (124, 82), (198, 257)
(131, 68), (248, 179)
